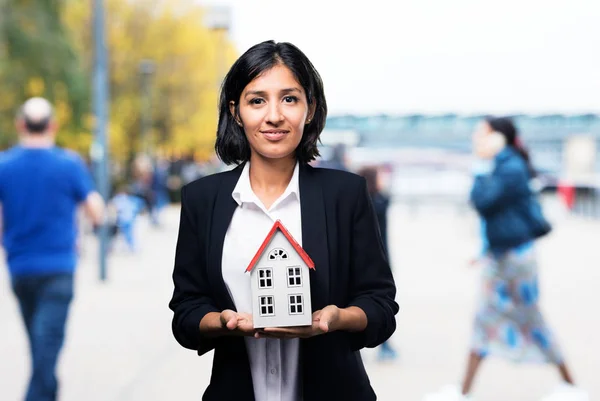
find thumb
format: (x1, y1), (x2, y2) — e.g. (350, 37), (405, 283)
(318, 308), (334, 332)
(221, 310), (238, 330)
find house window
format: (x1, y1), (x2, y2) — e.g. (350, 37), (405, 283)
(258, 268), (273, 289)
(268, 248), (288, 261)
(289, 294), (304, 315)
(259, 296), (275, 316)
(287, 266), (302, 287)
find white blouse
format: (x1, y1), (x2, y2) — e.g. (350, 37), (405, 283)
(222, 161), (303, 401)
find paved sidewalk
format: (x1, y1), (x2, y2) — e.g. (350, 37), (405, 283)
(1, 203), (598, 401)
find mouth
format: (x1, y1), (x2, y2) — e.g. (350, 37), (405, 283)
(260, 130), (289, 141)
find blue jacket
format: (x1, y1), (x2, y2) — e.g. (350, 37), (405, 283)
(470, 148), (533, 252)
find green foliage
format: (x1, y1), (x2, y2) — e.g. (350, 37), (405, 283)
(0, 0), (237, 162)
(0, 0), (90, 150)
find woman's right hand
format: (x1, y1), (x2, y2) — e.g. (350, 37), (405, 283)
(220, 310), (255, 336)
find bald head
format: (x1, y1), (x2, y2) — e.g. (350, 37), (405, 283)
(17, 97), (55, 134)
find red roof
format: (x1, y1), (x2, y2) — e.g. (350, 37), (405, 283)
(245, 220), (315, 272)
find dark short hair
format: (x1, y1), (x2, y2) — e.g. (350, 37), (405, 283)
(215, 40), (327, 165)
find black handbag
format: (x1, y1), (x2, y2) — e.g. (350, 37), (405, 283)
(526, 194), (552, 239)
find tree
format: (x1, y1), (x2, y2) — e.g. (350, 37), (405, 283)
(63, 0), (237, 166)
(0, 0), (89, 151)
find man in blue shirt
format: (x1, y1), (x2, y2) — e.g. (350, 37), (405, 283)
(0, 98), (104, 401)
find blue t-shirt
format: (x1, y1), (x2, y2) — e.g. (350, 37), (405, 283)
(0, 146), (94, 277)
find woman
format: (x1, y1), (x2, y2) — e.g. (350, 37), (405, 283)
(168, 40), (398, 401)
(424, 117), (587, 401)
(358, 165), (398, 361)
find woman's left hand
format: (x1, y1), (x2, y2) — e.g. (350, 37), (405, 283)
(256, 305), (341, 339)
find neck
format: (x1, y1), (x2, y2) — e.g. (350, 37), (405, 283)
(248, 155), (296, 196)
(21, 134), (54, 148)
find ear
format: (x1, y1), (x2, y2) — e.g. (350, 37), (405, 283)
(306, 101), (317, 125)
(15, 118), (26, 134)
(48, 120), (59, 135)
(229, 101), (242, 127)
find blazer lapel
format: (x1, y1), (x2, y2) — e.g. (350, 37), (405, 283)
(299, 164), (330, 310)
(207, 164), (243, 312)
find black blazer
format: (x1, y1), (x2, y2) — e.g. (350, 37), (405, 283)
(169, 163), (398, 401)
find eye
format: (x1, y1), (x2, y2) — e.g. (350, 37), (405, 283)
(283, 96), (298, 103)
(249, 98), (264, 105)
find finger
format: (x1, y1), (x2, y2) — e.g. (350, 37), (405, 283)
(317, 310), (334, 332)
(256, 331), (286, 339)
(261, 327), (300, 335)
(308, 320), (324, 337)
(263, 325), (313, 333)
(262, 327), (312, 338)
(221, 311), (238, 330)
(239, 323), (255, 334)
(220, 310), (231, 326)
(255, 329), (291, 339)
(226, 319), (238, 330)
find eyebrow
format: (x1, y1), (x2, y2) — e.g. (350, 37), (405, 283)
(244, 88), (302, 98)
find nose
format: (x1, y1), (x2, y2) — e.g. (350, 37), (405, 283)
(266, 102), (284, 125)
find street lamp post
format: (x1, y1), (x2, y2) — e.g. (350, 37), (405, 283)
(92, 0), (110, 281)
(139, 59), (155, 156)
(204, 6), (231, 89)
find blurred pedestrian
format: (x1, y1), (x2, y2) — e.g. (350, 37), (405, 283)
(180, 153), (204, 185)
(169, 40), (398, 401)
(150, 157), (170, 226)
(131, 153), (155, 223)
(423, 117), (587, 401)
(358, 165), (398, 361)
(0, 98), (104, 401)
(108, 184), (144, 252)
(318, 142), (349, 171)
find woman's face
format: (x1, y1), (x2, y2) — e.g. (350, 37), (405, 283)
(472, 120), (506, 159)
(233, 64), (313, 163)
(472, 120), (493, 149)
(473, 121), (493, 140)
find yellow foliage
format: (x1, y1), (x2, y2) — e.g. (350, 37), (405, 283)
(27, 77), (45, 97)
(63, 0), (238, 163)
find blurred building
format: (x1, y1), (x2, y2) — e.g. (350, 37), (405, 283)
(320, 114), (600, 218)
(324, 114), (600, 175)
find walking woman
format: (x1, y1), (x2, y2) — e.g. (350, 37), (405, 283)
(423, 117), (587, 401)
(168, 40), (398, 401)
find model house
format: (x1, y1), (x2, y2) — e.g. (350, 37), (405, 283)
(246, 220), (314, 328)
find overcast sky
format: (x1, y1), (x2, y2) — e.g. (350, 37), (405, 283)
(201, 0), (600, 115)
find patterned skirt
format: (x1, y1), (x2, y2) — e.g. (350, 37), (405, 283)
(471, 245), (563, 363)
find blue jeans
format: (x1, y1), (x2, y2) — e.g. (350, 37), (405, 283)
(118, 222), (136, 251)
(11, 273), (74, 401)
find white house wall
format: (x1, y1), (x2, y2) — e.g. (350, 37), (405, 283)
(251, 231), (313, 328)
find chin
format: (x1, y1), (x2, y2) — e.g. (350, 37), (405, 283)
(255, 148), (296, 161)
